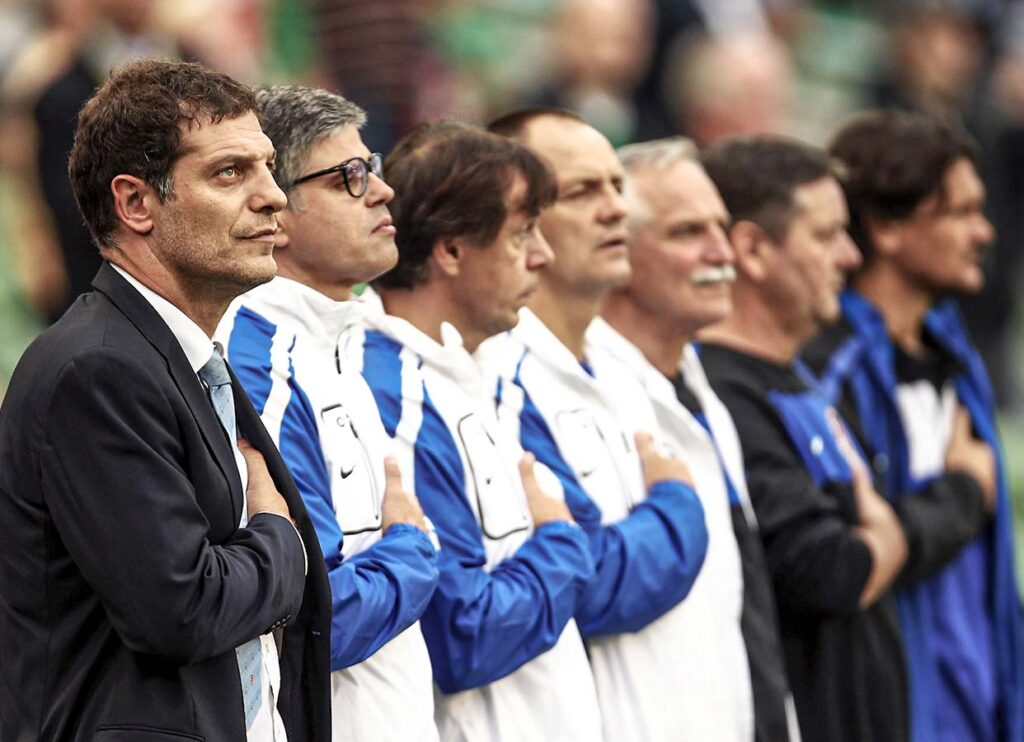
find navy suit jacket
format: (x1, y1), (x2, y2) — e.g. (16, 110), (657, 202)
(0, 263), (331, 741)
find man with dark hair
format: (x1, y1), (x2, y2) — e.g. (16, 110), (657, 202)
(805, 110), (1024, 742)
(487, 106), (587, 140)
(699, 135), (909, 742)
(597, 136), (800, 742)
(356, 121), (606, 740)
(488, 110), (709, 740)
(0, 59), (330, 740)
(218, 84), (441, 741)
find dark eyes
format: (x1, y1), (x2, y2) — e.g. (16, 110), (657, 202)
(669, 225), (703, 239)
(562, 179), (624, 200)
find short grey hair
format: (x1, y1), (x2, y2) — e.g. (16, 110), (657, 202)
(255, 84), (366, 205)
(616, 137), (700, 227)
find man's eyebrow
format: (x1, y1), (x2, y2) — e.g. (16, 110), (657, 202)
(561, 175), (601, 190)
(665, 218), (708, 236)
(201, 142), (275, 162)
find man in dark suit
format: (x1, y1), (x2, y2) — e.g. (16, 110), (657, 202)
(0, 59), (331, 741)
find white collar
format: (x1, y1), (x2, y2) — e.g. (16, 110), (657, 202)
(513, 308), (599, 387)
(112, 263), (214, 373)
(240, 276), (378, 338)
(359, 304), (487, 391)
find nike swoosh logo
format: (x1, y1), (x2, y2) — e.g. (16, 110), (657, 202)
(340, 465), (355, 479)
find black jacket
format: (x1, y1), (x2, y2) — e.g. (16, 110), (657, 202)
(0, 263), (331, 741)
(700, 342), (908, 742)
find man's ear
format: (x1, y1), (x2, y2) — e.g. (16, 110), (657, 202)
(727, 220), (773, 283)
(431, 237), (461, 278)
(865, 216), (901, 258)
(110, 175), (157, 236)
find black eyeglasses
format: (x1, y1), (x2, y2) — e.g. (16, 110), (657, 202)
(291, 153), (384, 197)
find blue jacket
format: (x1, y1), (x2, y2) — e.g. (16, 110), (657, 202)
(347, 309), (604, 742)
(478, 309), (709, 741)
(219, 280), (440, 685)
(813, 289), (1024, 742)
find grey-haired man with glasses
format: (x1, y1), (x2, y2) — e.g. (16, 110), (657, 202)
(217, 85), (441, 742)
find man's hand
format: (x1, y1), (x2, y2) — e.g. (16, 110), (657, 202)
(826, 412), (908, 606)
(945, 405), (997, 514)
(848, 453), (909, 606)
(380, 456), (429, 534)
(635, 431), (693, 491)
(240, 439), (293, 524)
(520, 453), (574, 527)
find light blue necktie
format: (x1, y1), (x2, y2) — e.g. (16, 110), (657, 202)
(199, 343), (263, 730)
(199, 342), (236, 445)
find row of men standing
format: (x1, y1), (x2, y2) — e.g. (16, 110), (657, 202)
(0, 57), (1020, 742)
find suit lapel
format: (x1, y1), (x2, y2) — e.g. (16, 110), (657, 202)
(230, 368), (308, 535)
(92, 263), (245, 523)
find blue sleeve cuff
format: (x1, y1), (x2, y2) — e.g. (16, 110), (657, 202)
(384, 522), (437, 551)
(647, 479), (697, 499)
(575, 477), (707, 637)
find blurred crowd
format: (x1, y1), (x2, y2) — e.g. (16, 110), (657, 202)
(2, 0), (1024, 568)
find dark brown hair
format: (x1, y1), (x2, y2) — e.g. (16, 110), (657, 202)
(487, 107), (586, 140)
(701, 135), (840, 241)
(375, 121), (557, 290)
(828, 110), (978, 262)
(69, 58), (257, 250)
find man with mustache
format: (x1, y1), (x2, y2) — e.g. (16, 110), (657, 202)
(354, 121), (606, 741)
(699, 135), (910, 742)
(218, 85), (441, 742)
(804, 111), (1023, 742)
(0, 60), (330, 741)
(594, 136), (800, 742)
(486, 109), (709, 740)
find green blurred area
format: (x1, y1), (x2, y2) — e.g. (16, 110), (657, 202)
(264, 0), (316, 81)
(0, 175), (44, 395)
(999, 416), (1024, 594)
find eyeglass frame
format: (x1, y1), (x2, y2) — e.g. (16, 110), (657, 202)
(290, 152), (385, 198)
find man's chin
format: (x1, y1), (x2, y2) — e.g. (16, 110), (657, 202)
(602, 261), (633, 293)
(818, 306), (842, 327)
(354, 241), (399, 283)
(237, 259), (278, 293)
(927, 274), (985, 299)
(956, 269), (986, 295)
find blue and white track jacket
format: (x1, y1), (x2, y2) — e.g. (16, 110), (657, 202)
(478, 309), (709, 742)
(588, 319), (762, 742)
(218, 278), (441, 742)
(350, 307), (604, 742)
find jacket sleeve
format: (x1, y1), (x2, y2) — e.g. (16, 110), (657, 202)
(400, 400), (595, 693)
(518, 391), (708, 637)
(715, 381), (874, 619)
(230, 334), (439, 672)
(39, 349), (306, 665)
(893, 471), (987, 585)
(817, 351), (988, 589)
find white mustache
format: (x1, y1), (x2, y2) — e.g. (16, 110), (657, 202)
(691, 265), (736, 285)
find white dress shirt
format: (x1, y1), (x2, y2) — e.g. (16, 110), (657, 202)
(113, 264), (286, 742)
